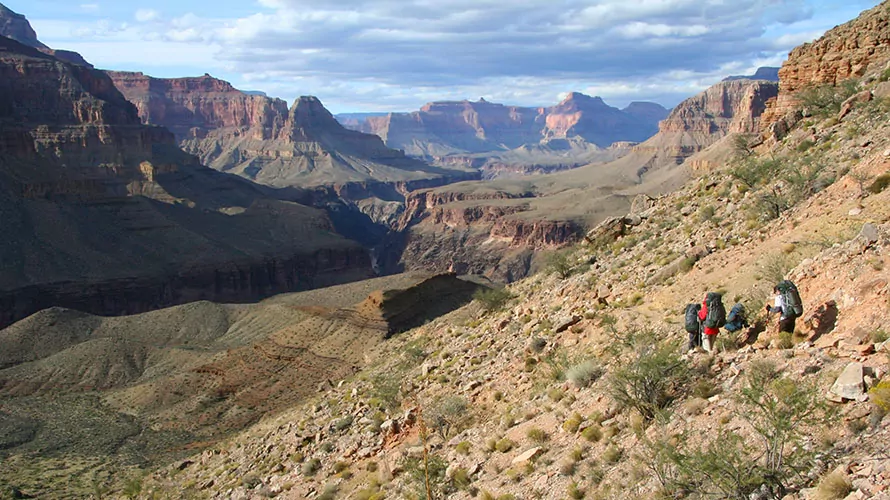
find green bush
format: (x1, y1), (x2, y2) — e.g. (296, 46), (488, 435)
(546, 249), (576, 279)
(608, 339), (689, 421)
(581, 424), (603, 442)
(474, 287), (515, 313)
(868, 173), (890, 194)
(795, 80), (860, 117)
(302, 458), (321, 476)
(427, 396), (471, 440)
(566, 359), (603, 388)
(495, 438), (515, 453)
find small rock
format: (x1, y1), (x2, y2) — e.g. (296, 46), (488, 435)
(406, 446), (426, 458)
(554, 314), (581, 333)
(511, 446), (543, 465)
(859, 223), (879, 246)
(830, 362), (865, 400)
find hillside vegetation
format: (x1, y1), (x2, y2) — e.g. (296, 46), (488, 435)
(129, 43), (890, 500)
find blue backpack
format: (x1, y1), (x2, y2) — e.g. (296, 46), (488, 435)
(724, 303), (748, 332)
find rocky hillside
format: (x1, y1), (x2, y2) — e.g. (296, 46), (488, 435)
(386, 78), (777, 282)
(89, 4), (890, 499)
(0, 35), (374, 328)
(0, 2), (90, 66)
(0, 273), (480, 497)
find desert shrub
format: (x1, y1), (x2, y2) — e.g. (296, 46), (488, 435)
(333, 415), (353, 432)
(369, 372), (402, 411)
(543, 348), (570, 382)
(317, 483), (339, 500)
(691, 379), (719, 399)
(529, 336), (547, 352)
(679, 256), (697, 273)
(760, 252), (795, 286)
(566, 359), (603, 388)
(563, 413), (584, 433)
(495, 438), (515, 453)
(777, 331), (794, 349)
(427, 396), (471, 440)
(797, 139), (815, 152)
(568, 482), (585, 499)
(814, 471), (852, 500)
(737, 360), (831, 495)
(608, 339), (689, 421)
(451, 467), (472, 490)
(795, 80), (860, 117)
(869, 380), (890, 411)
(526, 427), (548, 443)
(546, 249), (576, 279)
(332, 461), (349, 473)
(602, 445), (623, 464)
(867, 172), (890, 194)
(402, 453), (451, 499)
(474, 287), (515, 313)
(302, 458), (321, 476)
(698, 205), (716, 223)
(455, 441), (471, 455)
(582, 424), (603, 442)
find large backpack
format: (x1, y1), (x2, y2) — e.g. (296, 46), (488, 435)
(776, 280), (803, 318)
(703, 292), (726, 328)
(684, 303), (702, 334)
(725, 303), (748, 332)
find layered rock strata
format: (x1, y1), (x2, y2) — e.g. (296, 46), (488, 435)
(0, 36), (373, 328)
(762, 3), (890, 129)
(347, 94), (669, 158)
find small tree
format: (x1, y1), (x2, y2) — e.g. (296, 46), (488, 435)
(473, 287), (515, 313)
(738, 361), (830, 496)
(608, 339), (689, 421)
(546, 249), (576, 279)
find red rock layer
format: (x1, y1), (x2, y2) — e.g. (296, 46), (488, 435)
(762, 2), (890, 128)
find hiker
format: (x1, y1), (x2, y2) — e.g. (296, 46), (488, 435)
(684, 303), (702, 351)
(724, 303), (749, 333)
(697, 292), (726, 352)
(766, 280), (803, 334)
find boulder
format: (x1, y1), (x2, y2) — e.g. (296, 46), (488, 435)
(629, 194), (656, 215)
(511, 446), (543, 465)
(830, 362), (865, 400)
(838, 90), (873, 121)
(554, 314), (582, 333)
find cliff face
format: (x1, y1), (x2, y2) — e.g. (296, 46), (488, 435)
(386, 79), (777, 281)
(629, 79), (778, 167)
(0, 36), (373, 328)
(762, 3), (890, 128)
(346, 94), (668, 158)
(0, 3), (91, 66)
(108, 72), (475, 192)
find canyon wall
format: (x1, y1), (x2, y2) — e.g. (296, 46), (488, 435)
(0, 36), (374, 328)
(762, 3), (890, 129)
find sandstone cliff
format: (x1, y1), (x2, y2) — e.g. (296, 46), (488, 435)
(762, 2), (890, 129)
(0, 36), (374, 328)
(108, 72), (476, 189)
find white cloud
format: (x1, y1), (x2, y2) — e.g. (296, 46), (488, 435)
(135, 9), (161, 23)
(26, 0), (884, 112)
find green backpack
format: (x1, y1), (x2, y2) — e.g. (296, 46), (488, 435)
(776, 280), (803, 318)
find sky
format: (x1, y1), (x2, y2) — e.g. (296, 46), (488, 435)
(7, 0), (881, 114)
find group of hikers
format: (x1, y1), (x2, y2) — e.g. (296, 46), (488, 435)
(684, 280), (804, 352)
